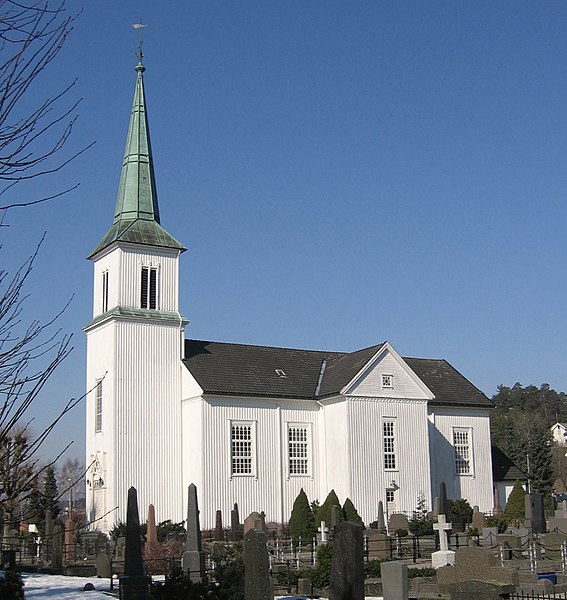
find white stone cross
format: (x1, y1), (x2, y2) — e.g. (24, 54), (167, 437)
(433, 514), (452, 552)
(318, 520), (328, 543)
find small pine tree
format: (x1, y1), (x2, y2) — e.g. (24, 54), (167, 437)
(342, 498), (364, 528)
(287, 489), (316, 540)
(504, 480), (526, 523)
(317, 490), (343, 526)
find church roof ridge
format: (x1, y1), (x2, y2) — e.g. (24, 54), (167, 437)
(89, 56), (184, 259)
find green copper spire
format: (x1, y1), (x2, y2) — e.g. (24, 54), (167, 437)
(89, 57), (184, 258)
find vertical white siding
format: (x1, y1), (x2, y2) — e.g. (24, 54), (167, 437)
(320, 398), (350, 504)
(347, 397), (431, 524)
(195, 397), (320, 530)
(428, 407), (493, 512)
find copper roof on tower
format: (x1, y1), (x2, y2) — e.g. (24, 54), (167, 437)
(89, 57), (184, 258)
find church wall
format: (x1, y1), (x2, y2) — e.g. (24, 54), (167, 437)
(117, 245), (180, 312)
(349, 351), (431, 400)
(181, 396), (203, 496)
(85, 320), (117, 531)
(111, 318), (184, 525)
(91, 248), (121, 318)
(428, 407), (493, 512)
(347, 397), (431, 524)
(197, 396), (320, 530)
(320, 398), (350, 504)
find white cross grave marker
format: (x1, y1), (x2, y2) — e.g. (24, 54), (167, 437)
(318, 520), (328, 543)
(433, 514), (452, 552)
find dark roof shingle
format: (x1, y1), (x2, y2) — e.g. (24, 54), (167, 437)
(183, 339), (492, 408)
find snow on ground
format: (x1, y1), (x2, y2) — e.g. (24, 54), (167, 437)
(21, 573), (383, 599)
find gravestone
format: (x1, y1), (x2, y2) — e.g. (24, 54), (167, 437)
(444, 579), (515, 600)
(214, 510), (224, 541)
(433, 496), (440, 517)
(375, 501), (387, 534)
(329, 521), (364, 600)
(64, 517), (75, 563)
(365, 529), (390, 560)
(492, 487), (503, 515)
(543, 531), (566, 560)
(438, 482), (448, 516)
(244, 528), (273, 600)
(244, 511), (264, 535)
(115, 536), (126, 560)
(509, 527), (531, 546)
(144, 504), (159, 568)
(531, 493), (546, 533)
(437, 546), (518, 591)
(525, 493), (533, 525)
(471, 510), (486, 531)
(96, 552), (112, 579)
(319, 520), (329, 543)
(230, 502), (243, 541)
(52, 523), (63, 569)
(119, 486), (150, 600)
(182, 484), (207, 584)
(381, 560), (408, 600)
(432, 515), (455, 568)
(298, 578), (313, 595)
(479, 527), (498, 547)
(331, 505), (341, 528)
(388, 513), (409, 536)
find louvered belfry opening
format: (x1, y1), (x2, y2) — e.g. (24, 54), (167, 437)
(141, 266), (157, 309)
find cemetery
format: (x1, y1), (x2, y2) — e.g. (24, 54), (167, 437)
(6, 482), (567, 599)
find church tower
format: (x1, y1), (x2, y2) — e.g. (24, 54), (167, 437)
(85, 54), (186, 530)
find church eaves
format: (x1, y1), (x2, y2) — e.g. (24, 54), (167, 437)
(88, 58), (184, 259)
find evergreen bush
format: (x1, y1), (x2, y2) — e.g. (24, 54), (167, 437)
(342, 497), (364, 527)
(287, 488), (316, 540)
(504, 480), (526, 523)
(0, 571), (24, 600)
(317, 490), (343, 526)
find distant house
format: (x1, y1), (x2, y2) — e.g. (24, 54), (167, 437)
(491, 446), (526, 509)
(551, 423), (567, 446)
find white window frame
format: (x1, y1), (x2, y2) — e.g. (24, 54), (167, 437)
(382, 418), (397, 471)
(141, 265), (159, 310)
(102, 270), (109, 313)
(287, 423), (311, 477)
(453, 427), (474, 476)
(95, 380), (103, 433)
(230, 420), (256, 477)
(381, 374), (394, 389)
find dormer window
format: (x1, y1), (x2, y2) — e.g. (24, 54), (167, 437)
(141, 266), (158, 309)
(382, 374), (393, 389)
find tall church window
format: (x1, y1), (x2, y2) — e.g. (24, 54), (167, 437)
(141, 266), (158, 309)
(102, 270), (109, 312)
(383, 419), (396, 470)
(453, 428), (472, 475)
(288, 425), (309, 475)
(95, 380), (103, 433)
(231, 422), (254, 476)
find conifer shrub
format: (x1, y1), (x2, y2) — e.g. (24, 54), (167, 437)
(504, 480), (526, 524)
(342, 497), (364, 528)
(287, 488), (316, 540)
(0, 571), (24, 600)
(317, 490), (343, 526)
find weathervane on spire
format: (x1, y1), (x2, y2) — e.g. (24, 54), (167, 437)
(132, 19), (147, 69)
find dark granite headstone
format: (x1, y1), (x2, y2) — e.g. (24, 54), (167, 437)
(244, 528), (273, 600)
(42, 509), (53, 561)
(388, 513), (409, 536)
(182, 484), (207, 584)
(96, 552), (112, 578)
(531, 493), (546, 533)
(119, 486), (150, 600)
(331, 505), (341, 528)
(329, 521), (364, 600)
(214, 510), (224, 541)
(230, 502), (243, 541)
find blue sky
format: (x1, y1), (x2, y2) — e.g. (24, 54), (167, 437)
(4, 1), (567, 463)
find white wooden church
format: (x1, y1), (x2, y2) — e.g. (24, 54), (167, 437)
(85, 57), (494, 533)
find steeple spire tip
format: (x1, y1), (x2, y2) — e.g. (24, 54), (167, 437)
(132, 20), (147, 73)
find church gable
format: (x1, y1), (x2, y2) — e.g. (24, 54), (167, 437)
(341, 342), (434, 400)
